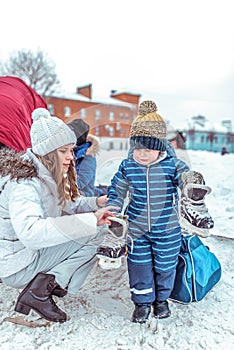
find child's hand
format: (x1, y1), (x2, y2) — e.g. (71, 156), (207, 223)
(96, 195), (108, 208)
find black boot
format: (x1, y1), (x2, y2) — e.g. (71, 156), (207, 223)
(52, 283), (68, 298)
(153, 300), (171, 319)
(131, 304), (151, 323)
(14, 272), (67, 323)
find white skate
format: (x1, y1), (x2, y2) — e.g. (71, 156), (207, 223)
(179, 171), (214, 238)
(97, 214), (128, 269)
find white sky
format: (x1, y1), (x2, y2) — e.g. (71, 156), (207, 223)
(1, 0), (234, 127)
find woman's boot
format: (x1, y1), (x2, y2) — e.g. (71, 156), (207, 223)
(52, 283), (68, 298)
(14, 272), (67, 323)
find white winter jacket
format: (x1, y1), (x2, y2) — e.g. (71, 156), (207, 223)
(0, 148), (99, 278)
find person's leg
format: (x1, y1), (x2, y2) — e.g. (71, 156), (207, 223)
(154, 269), (176, 302)
(3, 228), (105, 293)
(127, 238), (155, 323)
(153, 269), (176, 319)
(128, 259), (155, 323)
(3, 229), (105, 323)
(48, 243), (98, 295)
(128, 260), (155, 304)
(50, 227), (105, 294)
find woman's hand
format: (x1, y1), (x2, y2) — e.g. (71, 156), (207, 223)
(94, 206), (120, 226)
(96, 195), (108, 208)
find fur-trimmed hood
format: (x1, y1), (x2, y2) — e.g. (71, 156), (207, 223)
(86, 134), (100, 157)
(0, 148), (38, 181)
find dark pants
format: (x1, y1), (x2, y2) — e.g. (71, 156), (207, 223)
(127, 259), (176, 304)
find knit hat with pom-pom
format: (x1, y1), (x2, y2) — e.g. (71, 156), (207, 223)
(130, 100), (167, 151)
(30, 108), (76, 156)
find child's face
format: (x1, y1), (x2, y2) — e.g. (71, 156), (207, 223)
(57, 144), (74, 174)
(133, 148), (160, 165)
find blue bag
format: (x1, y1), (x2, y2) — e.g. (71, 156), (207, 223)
(170, 234), (222, 304)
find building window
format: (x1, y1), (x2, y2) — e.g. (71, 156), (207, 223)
(47, 104), (54, 115)
(125, 113), (129, 120)
(227, 135), (232, 144)
(95, 110), (101, 120)
(119, 112), (124, 121)
(109, 111), (114, 121)
(109, 126), (114, 136)
(64, 106), (71, 117)
(201, 136), (204, 143)
(116, 122), (121, 131)
(106, 125), (114, 136)
(95, 126), (100, 136)
(80, 108), (86, 119)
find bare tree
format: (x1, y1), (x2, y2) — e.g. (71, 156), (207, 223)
(0, 49), (60, 96)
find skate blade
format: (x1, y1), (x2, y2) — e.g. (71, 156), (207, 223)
(97, 255), (122, 269)
(179, 217), (210, 238)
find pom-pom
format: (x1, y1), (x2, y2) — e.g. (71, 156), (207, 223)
(32, 108), (50, 121)
(182, 171), (204, 185)
(138, 101), (158, 115)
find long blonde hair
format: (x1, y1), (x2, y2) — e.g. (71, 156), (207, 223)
(37, 149), (79, 207)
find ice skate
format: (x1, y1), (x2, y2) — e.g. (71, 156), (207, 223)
(179, 171), (214, 238)
(97, 214), (128, 269)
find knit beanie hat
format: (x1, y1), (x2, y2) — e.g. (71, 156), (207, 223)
(30, 108), (76, 156)
(130, 100), (167, 151)
(68, 119), (90, 147)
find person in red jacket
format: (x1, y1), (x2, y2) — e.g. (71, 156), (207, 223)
(0, 76), (47, 152)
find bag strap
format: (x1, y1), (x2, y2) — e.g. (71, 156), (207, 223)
(180, 234), (195, 252)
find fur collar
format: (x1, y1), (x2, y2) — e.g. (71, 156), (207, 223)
(86, 134), (100, 157)
(0, 148), (38, 181)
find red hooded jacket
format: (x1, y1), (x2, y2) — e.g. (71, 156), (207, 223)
(0, 76), (47, 152)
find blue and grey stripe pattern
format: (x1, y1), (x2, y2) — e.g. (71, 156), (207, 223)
(108, 153), (189, 272)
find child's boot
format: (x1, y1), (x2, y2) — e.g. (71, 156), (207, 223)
(131, 304), (151, 323)
(153, 300), (171, 319)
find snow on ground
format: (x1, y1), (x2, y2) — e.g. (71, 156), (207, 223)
(0, 149), (234, 350)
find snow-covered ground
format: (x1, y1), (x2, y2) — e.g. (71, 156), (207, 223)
(0, 149), (233, 350)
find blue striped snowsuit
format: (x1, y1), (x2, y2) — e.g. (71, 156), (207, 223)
(108, 152), (189, 304)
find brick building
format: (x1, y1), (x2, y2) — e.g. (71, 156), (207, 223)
(44, 84), (141, 139)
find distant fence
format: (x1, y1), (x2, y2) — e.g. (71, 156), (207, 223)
(99, 137), (129, 151)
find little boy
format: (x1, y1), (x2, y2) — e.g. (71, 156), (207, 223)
(97, 101), (214, 323)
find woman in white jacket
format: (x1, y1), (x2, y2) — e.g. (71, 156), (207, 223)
(0, 108), (116, 323)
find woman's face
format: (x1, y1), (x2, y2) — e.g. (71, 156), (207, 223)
(57, 144), (74, 174)
(133, 148), (160, 165)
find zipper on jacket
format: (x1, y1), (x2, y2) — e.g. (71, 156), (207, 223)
(146, 166), (151, 231)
